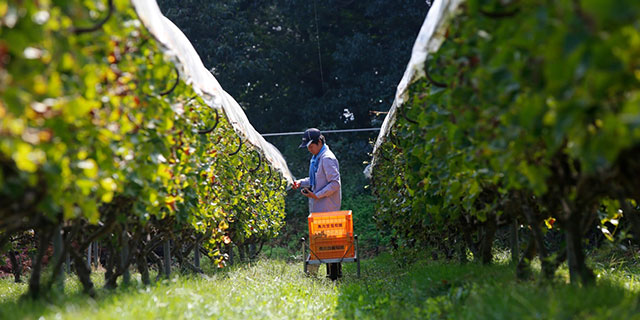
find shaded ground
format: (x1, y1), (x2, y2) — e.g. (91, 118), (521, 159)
(337, 253), (640, 319)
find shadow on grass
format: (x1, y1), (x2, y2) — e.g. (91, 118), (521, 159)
(334, 253), (640, 319)
(2, 255), (639, 319)
(0, 259), (326, 320)
(0, 269), (210, 320)
(0, 274), (143, 320)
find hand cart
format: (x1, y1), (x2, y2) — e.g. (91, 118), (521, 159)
(300, 210), (360, 279)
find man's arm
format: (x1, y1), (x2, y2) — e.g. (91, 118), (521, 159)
(296, 177), (311, 188)
(314, 158), (340, 199)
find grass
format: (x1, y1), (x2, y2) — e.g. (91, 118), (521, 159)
(337, 252), (640, 319)
(1, 251), (640, 319)
(0, 260), (337, 320)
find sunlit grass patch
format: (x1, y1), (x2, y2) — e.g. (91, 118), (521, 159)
(1, 253), (639, 319)
(0, 260), (339, 320)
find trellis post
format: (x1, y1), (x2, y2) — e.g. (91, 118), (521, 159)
(163, 240), (171, 277)
(510, 219), (519, 265)
(52, 225), (64, 288)
(194, 239), (200, 268)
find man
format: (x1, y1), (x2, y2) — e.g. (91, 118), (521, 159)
(292, 128), (342, 279)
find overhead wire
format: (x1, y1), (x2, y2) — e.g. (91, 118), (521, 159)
(261, 127), (381, 137)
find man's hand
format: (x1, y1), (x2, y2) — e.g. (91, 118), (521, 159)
(302, 188), (319, 200)
(292, 180), (301, 190)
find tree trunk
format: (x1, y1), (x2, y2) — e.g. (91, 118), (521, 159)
(86, 242), (92, 269)
(104, 243), (115, 285)
(105, 232), (136, 289)
(71, 248), (96, 296)
(521, 202), (554, 279)
(238, 244), (246, 262)
(8, 250), (21, 283)
(510, 219), (519, 265)
(50, 225), (65, 290)
(565, 220), (595, 285)
(65, 253), (71, 273)
(174, 240), (185, 271)
(105, 245), (120, 289)
(194, 240), (200, 268)
(248, 243), (256, 260)
(457, 238), (467, 264)
(460, 218), (480, 259)
(28, 229), (50, 299)
(121, 231), (130, 285)
(516, 237), (536, 280)
(227, 245), (234, 266)
(93, 241), (100, 268)
(479, 220), (497, 264)
(149, 251), (164, 281)
(103, 228), (139, 288)
(138, 252), (150, 285)
(163, 240), (171, 277)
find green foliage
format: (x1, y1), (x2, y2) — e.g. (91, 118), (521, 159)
(371, 0), (640, 281)
(155, 0), (432, 256)
(0, 0), (286, 289)
(157, 0), (428, 134)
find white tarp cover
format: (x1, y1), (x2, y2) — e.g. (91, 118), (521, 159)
(131, 0), (294, 185)
(366, 0), (464, 176)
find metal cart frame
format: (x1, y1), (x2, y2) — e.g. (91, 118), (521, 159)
(300, 234), (360, 278)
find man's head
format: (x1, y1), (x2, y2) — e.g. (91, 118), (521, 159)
(299, 128), (325, 155)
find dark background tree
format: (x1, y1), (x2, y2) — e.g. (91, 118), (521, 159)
(157, 0), (430, 252)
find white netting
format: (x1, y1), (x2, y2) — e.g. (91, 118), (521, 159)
(365, 0), (464, 177)
(131, 0), (294, 185)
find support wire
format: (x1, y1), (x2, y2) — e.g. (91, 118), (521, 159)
(261, 127), (381, 137)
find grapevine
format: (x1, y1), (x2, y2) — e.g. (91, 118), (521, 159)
(0, 0), (286, 297)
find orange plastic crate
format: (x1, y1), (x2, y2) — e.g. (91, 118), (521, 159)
(308, 210), (354, 260)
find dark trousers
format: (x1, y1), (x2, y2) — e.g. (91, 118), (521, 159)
(327, 263), (342, 280)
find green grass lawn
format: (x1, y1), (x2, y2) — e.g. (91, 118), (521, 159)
(1, 252), (640, 319)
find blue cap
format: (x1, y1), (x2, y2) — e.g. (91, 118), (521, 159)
(298, 128), (322, 148)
